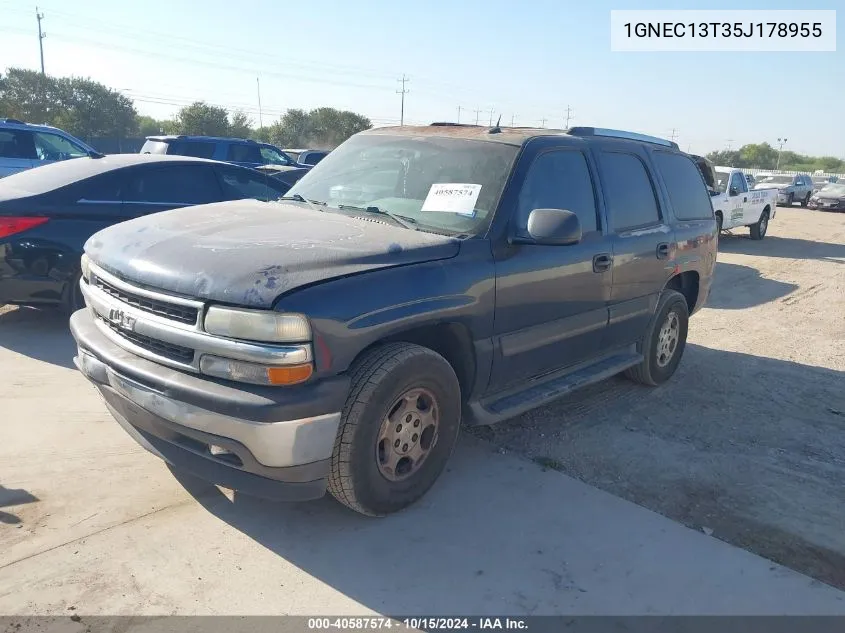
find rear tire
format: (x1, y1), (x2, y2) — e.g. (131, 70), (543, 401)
(328, 342), (462, 516)
(624, 289), (689, 387)
(749, 209), (769, 240)
(801, 192), (811, 207)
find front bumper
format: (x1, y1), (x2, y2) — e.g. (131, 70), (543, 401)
(808, 199), (844, 211)
(776, 192), (792, 204)
(70, 309), (350, 501)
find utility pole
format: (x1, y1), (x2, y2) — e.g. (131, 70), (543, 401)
(488, 109), (494, 126)
(256, 77), (263, 130)
(726, 139), (734, 151)
(396, 75), (409, 126)
(457, 106), (461, 124)
(564, 105), (573, 128)
(36, 7), (46, 74)
(540, 118), (547, 128)
(510, 114), (515, 127)
(776, 137), (788, 170)
(669, 128), (679, 142)
(474, 108), (482, 125)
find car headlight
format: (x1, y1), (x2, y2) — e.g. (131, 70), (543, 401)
(80, 253), (91, 281)
(203, 306), (311, 343)
(199, 354), (313, 386)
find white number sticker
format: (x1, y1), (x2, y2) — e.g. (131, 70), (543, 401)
(421, 183), (482, 217)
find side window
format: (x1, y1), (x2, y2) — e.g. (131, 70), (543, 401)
(259, 146), (291, 166)
(80, 173), (124, 201)
(227, 144), (262, 164)
(598, 152), (661, 231)
(217, 167), (281, 202)
(652, 152), (713, 220)
(516, 150), (598, 235)
(167, 141), (215, 159)
(33, 132), (88, 160)
(124, 165), (222, 204)
(729, 172), (746, 194)
(0, 130), (37, 159)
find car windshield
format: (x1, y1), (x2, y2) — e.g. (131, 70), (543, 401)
(758, 175), (793, 185)
(819, 184), (845, 197)
(714, 171), (731, 193)
(284, 134), (519, 236)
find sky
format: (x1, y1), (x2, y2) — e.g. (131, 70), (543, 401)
(0, 0), (842, 157)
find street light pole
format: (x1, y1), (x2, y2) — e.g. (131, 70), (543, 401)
(776, 137), (788, 171)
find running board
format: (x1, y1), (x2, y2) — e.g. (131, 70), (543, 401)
(464, 351), (643, 427)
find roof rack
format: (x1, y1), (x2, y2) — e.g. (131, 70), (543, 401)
(430, 122), (481, 127)
(0, 118), (26, 125)
(567, 127), (679, 150)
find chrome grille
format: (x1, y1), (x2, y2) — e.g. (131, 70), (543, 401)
(92, 274), (198, 325)
(101, 318), (194, 363)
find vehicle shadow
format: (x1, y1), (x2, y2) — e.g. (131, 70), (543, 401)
(706, 261), (798, 309)
(718, 234), (845, 264)
(0, 306), (76, 369)
(167, 345), (845, 609)
(0, 485), (39, 525)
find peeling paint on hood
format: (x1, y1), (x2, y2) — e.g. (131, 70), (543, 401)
(84, 199), (461, 308)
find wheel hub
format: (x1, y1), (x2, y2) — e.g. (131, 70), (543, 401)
(656, 311), (679, 368)
(376, 387), (439, 481)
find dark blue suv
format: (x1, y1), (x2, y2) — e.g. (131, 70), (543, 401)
(140, 136), (309, 171)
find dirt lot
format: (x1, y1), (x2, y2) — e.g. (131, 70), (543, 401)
(472, 206), (845, 588)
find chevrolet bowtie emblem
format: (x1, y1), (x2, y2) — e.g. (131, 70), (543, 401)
(107, 308), (136, 331)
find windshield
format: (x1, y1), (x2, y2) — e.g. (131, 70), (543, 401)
(714, 171), (731, 193)
(758, 175), (793, 185)
(285, 134), (519, 235)
(818, 184), (845, 197)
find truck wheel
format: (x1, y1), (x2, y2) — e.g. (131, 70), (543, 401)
(785, 193), (794, 206)
(624, 289), (689, 387)
(328, 342), (462, 516)
(749, 209), (769, 240)
(715, 212), (723, 233)
(801, 192), (811, 207)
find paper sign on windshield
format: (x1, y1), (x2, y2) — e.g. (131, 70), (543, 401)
(421, 183), (482, 217)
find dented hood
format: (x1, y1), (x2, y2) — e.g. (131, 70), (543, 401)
(84, 199), (460, 308)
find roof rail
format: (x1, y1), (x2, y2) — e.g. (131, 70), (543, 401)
(430, 122), (481, 127)
(0, 118), (26, 125)
(567, 127), (679, 150)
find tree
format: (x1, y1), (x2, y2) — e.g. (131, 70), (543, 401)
(705, 150), (741, 167)
(0, 68), (137, 139)
(137, 115), (167, 136)
(738, 143), (778, 170)
(228, 110), (253, 138)
(264, 107), (371, 149)
(173, 101), (230, 136)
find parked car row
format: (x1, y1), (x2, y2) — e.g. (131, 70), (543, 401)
(0, 118), (99, 177)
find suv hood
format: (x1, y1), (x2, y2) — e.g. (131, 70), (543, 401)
(84, 200), (461, 308)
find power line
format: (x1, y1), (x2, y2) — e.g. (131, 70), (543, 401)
(35, 6), (45, 74)
(397, 74), (409, 126)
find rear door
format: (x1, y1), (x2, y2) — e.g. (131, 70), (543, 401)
(122, 164), (223, 215)
(489, 146), (612, 392)
(226, 143), (263, 168)
(0, 129), (36, 176)
(595, 146), (674, 350)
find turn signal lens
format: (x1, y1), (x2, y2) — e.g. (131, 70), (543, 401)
(267, 364), (313, 385)
(0, 216), (49, 239)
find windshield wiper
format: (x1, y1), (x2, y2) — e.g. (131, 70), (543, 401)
(337, 205), (419, 230)
(279, 194), (327, 213)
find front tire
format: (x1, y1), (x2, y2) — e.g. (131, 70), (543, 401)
(624, 289), (689, 387)
(749, 209), (769, 240)
(328, 342), (462, 516)
(801, 192), (811, 207)
(715, 212), (723, 234)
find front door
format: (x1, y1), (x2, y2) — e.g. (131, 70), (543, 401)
(489, 148), (611, 393)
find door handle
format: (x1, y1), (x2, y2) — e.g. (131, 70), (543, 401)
(592, 253), (612, 273)
(656, 243), (671, 259)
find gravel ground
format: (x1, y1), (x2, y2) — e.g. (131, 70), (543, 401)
(471, 206), (845, 589)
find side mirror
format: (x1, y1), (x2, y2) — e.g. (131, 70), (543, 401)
(514, 208), (582, 246)
(729, 186), (739, 196)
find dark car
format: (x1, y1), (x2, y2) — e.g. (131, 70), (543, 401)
(253, 164), (310, 191)
(71, 125), (716, 516)
(0, 154), (289, 312)
(283, 149), (330, 166)
(140, 136), (309, 171)
(808, 183), (845, 211)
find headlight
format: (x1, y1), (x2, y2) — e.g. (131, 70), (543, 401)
(80, 253), (90, 281)
(200, 355), (313, 386)
(203, 306), (311, 343)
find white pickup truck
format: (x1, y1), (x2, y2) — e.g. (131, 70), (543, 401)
(711, 167), (777, 240)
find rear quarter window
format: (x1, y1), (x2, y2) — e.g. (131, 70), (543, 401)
(140, 140), (169, 155)
(227, 144), (262, 164)
(652, 152), (714, 221)
(167, 141), (216, 159)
